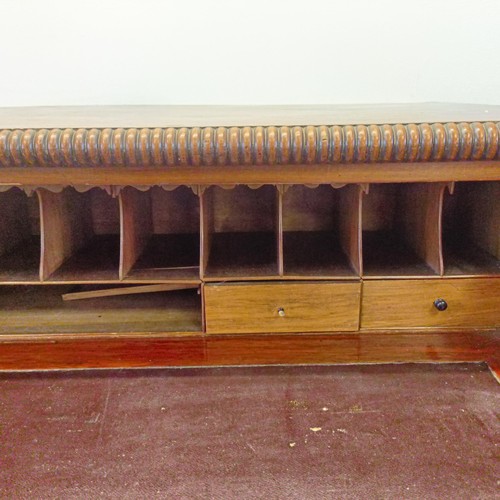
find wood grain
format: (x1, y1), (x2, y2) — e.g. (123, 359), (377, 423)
(204, 281), (361, 334)
(361, 183), (444, 276)
(203, 186), (279, 277)
(119, 187), (153, 279)
(361, 278), (500, 329)
(39, 187), (121, 281)
(339, 184), (362, 275)
(200, 188), (213, 278)
(39, 188), (92, 280)
(277, 187), (284, 276)
(0, 329), (497, 370)
(398, 183), (445, 274)
(0, 163), (499, 188)
(281, 185), (359, 277)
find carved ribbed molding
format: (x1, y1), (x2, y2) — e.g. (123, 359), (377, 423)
(0, 122), (499, 167)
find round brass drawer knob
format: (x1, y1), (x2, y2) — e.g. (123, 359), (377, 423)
(434, 298), (448, 311)
(277, 307), (286, 317)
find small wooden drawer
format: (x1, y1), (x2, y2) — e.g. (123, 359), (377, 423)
(361, 278), (500, 329)
(204, 281), (361, 334)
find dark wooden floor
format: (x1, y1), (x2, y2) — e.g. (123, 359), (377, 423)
(0, 363), (498, 499)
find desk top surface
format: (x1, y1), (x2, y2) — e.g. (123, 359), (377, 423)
(0, 103), (499, 129)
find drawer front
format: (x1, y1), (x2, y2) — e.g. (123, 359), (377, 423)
(204, 282), (361, 334)
(361, 278), (500, 329)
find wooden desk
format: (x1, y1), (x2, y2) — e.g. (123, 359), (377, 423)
(0, 104), (498, 371)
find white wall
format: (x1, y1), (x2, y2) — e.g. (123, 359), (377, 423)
(0, 0), (499, 106)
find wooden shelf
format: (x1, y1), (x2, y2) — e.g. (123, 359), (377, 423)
(282, 185), (361, 277)
(0, 189), (41, 281)
(39, 187), (120, 281)
(125, 234), (200, 280)
(203, 186), (280, 278)
(443, 182), (500, 276)
(48, 235), (120, 282)
(0, 285), (202, 335)
(362, 183), (443, 277)
(120, 186), (200, 280)
(283, 231), (357, 277)
(204, 231), (278, 278)
(362, 231), (438, 278)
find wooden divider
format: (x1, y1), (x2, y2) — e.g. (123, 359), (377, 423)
(200, 187), (214, 278)
(277, 186), (284, 276)
(338, 184), (363, 276)
(119, 187), (153, 279)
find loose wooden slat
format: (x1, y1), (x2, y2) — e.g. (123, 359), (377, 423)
(62, 283), (198, 301)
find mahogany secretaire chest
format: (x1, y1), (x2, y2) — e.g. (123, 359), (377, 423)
(0, 104), (498, 371)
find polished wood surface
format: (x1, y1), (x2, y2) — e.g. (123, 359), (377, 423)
(362, 278), (500, 329)
(204, 282), (361, 334)
(0, 329), (497, 370)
